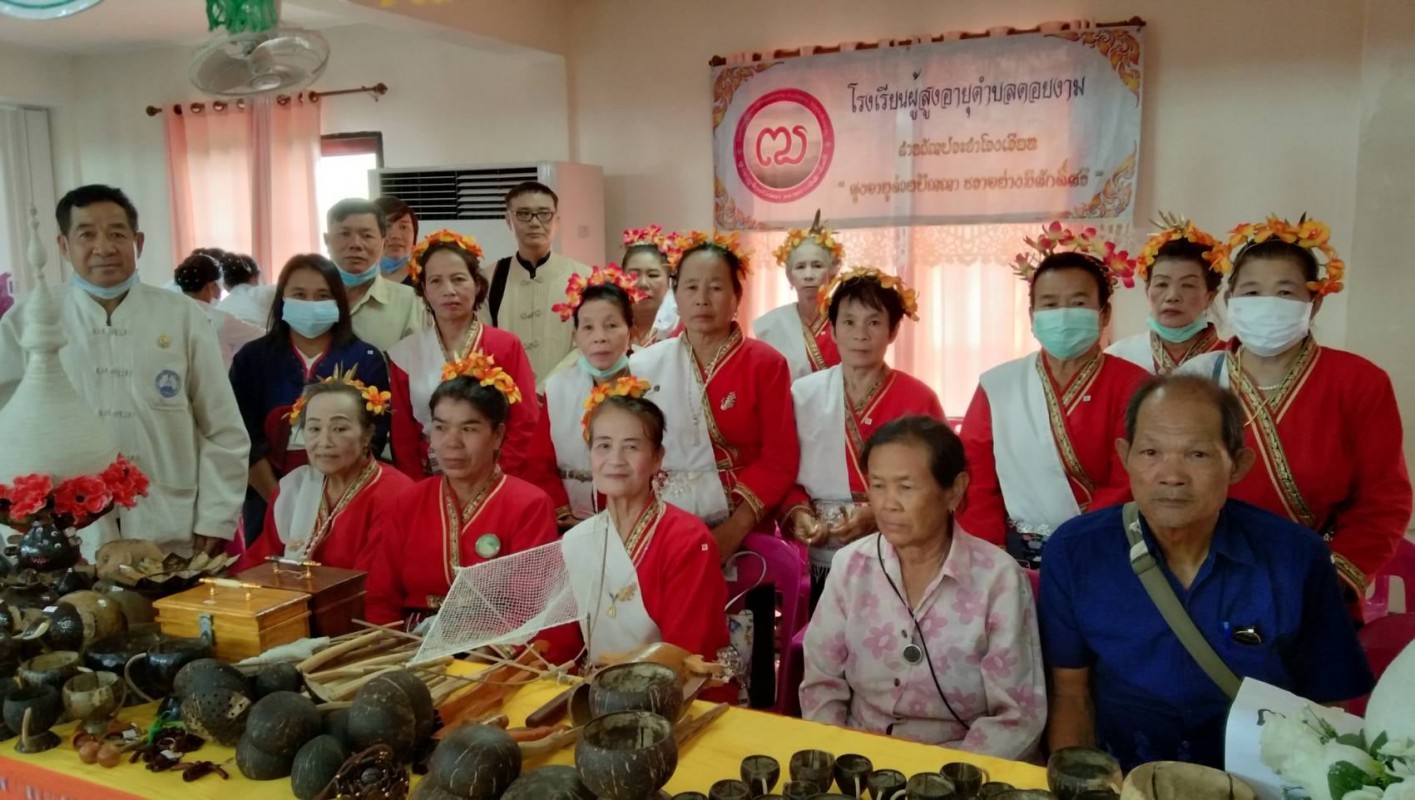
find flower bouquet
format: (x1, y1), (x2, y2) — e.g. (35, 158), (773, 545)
(0, 454), (149, 534)
(1255, 641), (1415, 800)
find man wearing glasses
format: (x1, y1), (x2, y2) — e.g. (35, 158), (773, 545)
(483, 181), (586, 387)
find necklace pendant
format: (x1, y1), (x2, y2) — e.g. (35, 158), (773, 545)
(607, 605), (617, 619)
(474, 533), (502, 559)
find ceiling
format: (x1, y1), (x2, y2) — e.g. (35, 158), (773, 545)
(0, 0), (352, 54)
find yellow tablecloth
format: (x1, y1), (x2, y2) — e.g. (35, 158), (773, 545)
(0, 669), (1047, 798)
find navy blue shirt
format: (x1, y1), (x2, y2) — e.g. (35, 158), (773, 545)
(1039, 500), (1372, 770)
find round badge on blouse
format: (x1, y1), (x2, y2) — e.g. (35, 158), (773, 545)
(902, 643), (924, 665)
(474, 534), (502, 559)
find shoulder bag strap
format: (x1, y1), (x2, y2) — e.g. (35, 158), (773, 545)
(1122, 502), (1242, 700)
(488, 256), (513, 327)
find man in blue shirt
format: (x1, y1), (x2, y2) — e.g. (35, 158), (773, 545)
(1040, 374), (1372, 769)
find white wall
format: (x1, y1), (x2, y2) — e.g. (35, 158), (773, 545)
(565, 0), (1366, 348)
(23, 22), (568, 283)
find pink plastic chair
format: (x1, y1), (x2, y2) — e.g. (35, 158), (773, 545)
(726, 532), (811, 715)
(1363, 540), (1415, 622)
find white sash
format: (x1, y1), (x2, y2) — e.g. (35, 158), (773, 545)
(978, 353), (1081, 536)
(1105, 332), (1155, 374)
(628, 340), (732, 526)
(752, 304), (812, 380)
(388, 328), (445, 472)
(545, 366), (596, 519)
(1174, 351), (1228, 386)
(561, 512), (661, 662)
(791, 366), (864, 572)
(271, 465), (324, 559)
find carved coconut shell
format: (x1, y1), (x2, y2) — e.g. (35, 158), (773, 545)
(501, 765), (596, 800)
(409, 781), (463, 800)
(253, 662), (303, 699)
(58, 590), (126, 647)
(348, 679), (417, 763)
(373, 670), (435, 744)
(41, 602), (86, 652)
(173, 658), (246, 699)
(323, 707), (353, 750)
(236, 734), (294, 781)
(426, 724), (522, 799)
(243, 691), (321, 756)
(290, 734), (348, 800)
(180, 681), (254, 746)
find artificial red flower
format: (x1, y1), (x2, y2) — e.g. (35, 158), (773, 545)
(101, 455), (150, 508)
(54, 475), (111, 520)
(6, 474), (52, 519)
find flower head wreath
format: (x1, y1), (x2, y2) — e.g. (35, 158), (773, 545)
(622, 225), (684, 266)
(1210, 214), (1345, 296)
(1135, 211), (1222, 281)
(1011, 221), (1137, 289)
(580, 376), (652, 441)
(286, 365), (391, 425)
(773, 210), (845, 267)
(551, 264), (649, 322)
(816, 266), (920, 321)
(408, 229), (485, 287)
(440, 352), (522, 405)
(671, 230), (752, 276)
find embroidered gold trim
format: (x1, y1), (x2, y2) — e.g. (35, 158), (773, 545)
(300, 458), (380, 560)
(440, 469), (506, 583)
(1229, 343), (1321, 529)
(685, 327), (744, 475)
(1036, 354), (1099, 504)
(622, 499), (665, 566)
(1150, 326), (1219, 374)
(1332, 552), (1368, 596)
(801, 309), (830, 372)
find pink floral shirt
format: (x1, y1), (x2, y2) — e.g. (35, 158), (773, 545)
(800, 529), (1046, 760)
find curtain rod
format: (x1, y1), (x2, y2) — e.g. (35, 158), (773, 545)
(145, 82), (388, 117)
(707, 17), (1145, 66)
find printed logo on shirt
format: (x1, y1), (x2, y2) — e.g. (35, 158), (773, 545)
(155, 369), (182, 399)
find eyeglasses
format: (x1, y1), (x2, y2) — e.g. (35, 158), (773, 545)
(513, 209), (555, 224)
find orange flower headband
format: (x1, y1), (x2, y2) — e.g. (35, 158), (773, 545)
(622, 225), (684, 265)
(816, 266), (920, 321)
(408, 229), (485, 286)
(671, 230), (752, 276)
(440, 352), (522, 405)
(773, 212), (845, 267)
(580, 376), (652, 441)
(1210, 214), (1345, 296)
(1135, 212), (1221, 280)
(551, 264), (649, 322)
(287, 367), (391, 426)
(1011, 221), (1137, 289)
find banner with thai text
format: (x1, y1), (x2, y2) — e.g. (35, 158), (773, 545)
(711, 27), (1143, 230)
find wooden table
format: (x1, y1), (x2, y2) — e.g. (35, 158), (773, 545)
(0, 670), (1047, 798)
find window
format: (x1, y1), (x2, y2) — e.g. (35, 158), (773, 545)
(316, 133), (384, 241)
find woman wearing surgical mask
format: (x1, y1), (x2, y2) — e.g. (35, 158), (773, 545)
(373, 196), (419, 286)
(752, 214), (844, 380)
(958, 224), (1149, 568)
(530, 266), (644, 527)
(1178, 216), (1412, 601)
(229, 254), (390, 545)
(1107, 215), (1226, 373)
(388, 231), (542, 483)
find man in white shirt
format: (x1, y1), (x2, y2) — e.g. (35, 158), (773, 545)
(0, 185), (250, 557)
(480, 182), (585, 387)
(173, 250), (263, 368)
(325, 198), (424, 352)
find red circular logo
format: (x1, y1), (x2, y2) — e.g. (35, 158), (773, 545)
(732, 88), (834, 203)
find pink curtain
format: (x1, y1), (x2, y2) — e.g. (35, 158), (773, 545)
(738, 224), (1038, 416)
(164, 96), (320, 278)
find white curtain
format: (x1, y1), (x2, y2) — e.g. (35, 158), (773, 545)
(0, 105), (59, 295)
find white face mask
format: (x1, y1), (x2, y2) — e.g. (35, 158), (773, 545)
(1227, 296), (1312, 356)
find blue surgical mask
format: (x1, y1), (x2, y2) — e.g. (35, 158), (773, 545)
(1146, 314), (1209, 344)
(1032, 308), (1101, 359)
(69, 270), (139, 301)
(378, 255), (409, 274)
(282, 298), (340, 338)
(578, 354), (630, 381)
(337, 265), (378, 288)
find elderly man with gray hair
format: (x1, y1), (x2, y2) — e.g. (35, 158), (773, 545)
(1039, 374), (1372, 770)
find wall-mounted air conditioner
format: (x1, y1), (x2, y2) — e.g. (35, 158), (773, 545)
(369, 161), (606, 268)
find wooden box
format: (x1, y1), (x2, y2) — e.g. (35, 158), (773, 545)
(234, 563), (368, 638)
(154, 583), (310, 662)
